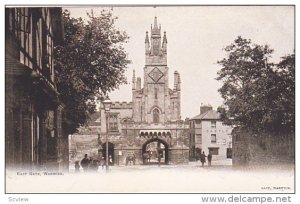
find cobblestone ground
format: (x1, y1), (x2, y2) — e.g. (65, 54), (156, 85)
(6, 160), (294, 193)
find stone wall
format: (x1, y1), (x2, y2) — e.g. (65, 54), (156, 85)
(168, 147), (189, 164)
(232, 128), (294, 166)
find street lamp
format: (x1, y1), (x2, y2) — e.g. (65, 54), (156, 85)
(98, 134), (103, 161)
(102, 95), (112, 172)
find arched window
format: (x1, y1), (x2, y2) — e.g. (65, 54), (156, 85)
(153, 108), (160, 123)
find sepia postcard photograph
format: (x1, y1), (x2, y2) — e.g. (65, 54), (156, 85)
(4, 4), (295, 195)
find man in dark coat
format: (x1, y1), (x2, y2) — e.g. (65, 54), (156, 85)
(75, 161), (80, 173)
(81, 154), (90, 172)
(207, 152), (212, 166)
(200, 151), (206, 167)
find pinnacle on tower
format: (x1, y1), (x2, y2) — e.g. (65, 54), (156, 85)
(151, 16), (161, 35)
(154, 16), (158, 29)
(136, 77), (142, 90)
(163, 31), (168, 44)
(162, 31), (168, 52)
(177, 72), (181, 91)
(174, 71), (178, 90)
(145, 31), (150, 54)
(174, 71), (181, 91)
(145, 31), (149, 43)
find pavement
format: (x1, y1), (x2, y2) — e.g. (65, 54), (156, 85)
(6, 159), (294, 193)
(69, 159), (233, 173)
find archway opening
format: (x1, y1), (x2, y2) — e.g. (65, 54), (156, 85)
(142, 138), (169, 165)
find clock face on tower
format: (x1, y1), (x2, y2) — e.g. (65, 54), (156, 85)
(148, 67), (164, 83)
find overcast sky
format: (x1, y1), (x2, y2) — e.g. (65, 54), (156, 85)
(67, 6), (294, 119)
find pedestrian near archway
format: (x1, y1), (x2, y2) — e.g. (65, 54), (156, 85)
(208, 152), (212, 166)
(200, 151), (206, 167)
(81, 154), (90, 172)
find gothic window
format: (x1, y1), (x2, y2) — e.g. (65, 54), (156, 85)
(153, 108), (160, 124)
(209, 147), (219, 155)
(153, 38), (159, 55)
(108, 114), (119, 132)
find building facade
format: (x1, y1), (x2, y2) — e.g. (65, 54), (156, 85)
(69, 17), (189, 167)
(5, 8), (67, 171)
(189, 105), (233, 161)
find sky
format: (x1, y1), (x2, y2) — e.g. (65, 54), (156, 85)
(66, 6), (294, 119)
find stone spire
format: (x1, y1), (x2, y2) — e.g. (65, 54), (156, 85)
(163, 31), (167, 44)
(162, 31), (167, 52)
(145, 31), (150, 43)
(177, 72), (181, 91)
(145, 31), (150, 54)
(150, 16), (161, 56)
(174, 71), (181, 91)
(136, 77), (142, 90)
(151, 16), (161, 35)
(154, 16), (158, 29)
(174, 71), (178, 90)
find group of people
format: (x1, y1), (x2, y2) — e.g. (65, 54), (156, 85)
(199, 151), (212, 167)
(75, 152), (213, 171)
(75, 154), (112, 173)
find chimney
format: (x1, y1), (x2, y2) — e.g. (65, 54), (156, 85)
(200, 105), (213, 114)
(136, 77), (142, 90)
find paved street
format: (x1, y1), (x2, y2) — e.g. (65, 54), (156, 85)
(69, 159), (232, 172)
(6, 161), (294, 193)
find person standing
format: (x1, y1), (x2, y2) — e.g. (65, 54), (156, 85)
(207, 152), (212, 166)
(109, 155), (113, 165)
(80, 154), (90, 172)
(158, 153), (161, 166)
(75, 161), (80, 173)
(90, 159), (99, 172)
(200, 151), (206, 167)
(101, 157), (105, 169)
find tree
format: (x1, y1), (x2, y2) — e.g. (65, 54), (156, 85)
(54, 9), (129, 134)
(217, 36), (294, 133)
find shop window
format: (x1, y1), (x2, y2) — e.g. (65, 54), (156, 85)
(209, 147), (219, 155)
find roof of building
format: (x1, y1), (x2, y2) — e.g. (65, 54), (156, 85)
(190, 110), (221, 120)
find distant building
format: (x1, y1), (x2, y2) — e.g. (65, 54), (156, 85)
(189, 105), (233, 161)
(69, 17), (189, 166)
(5, 8), (66, 170)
